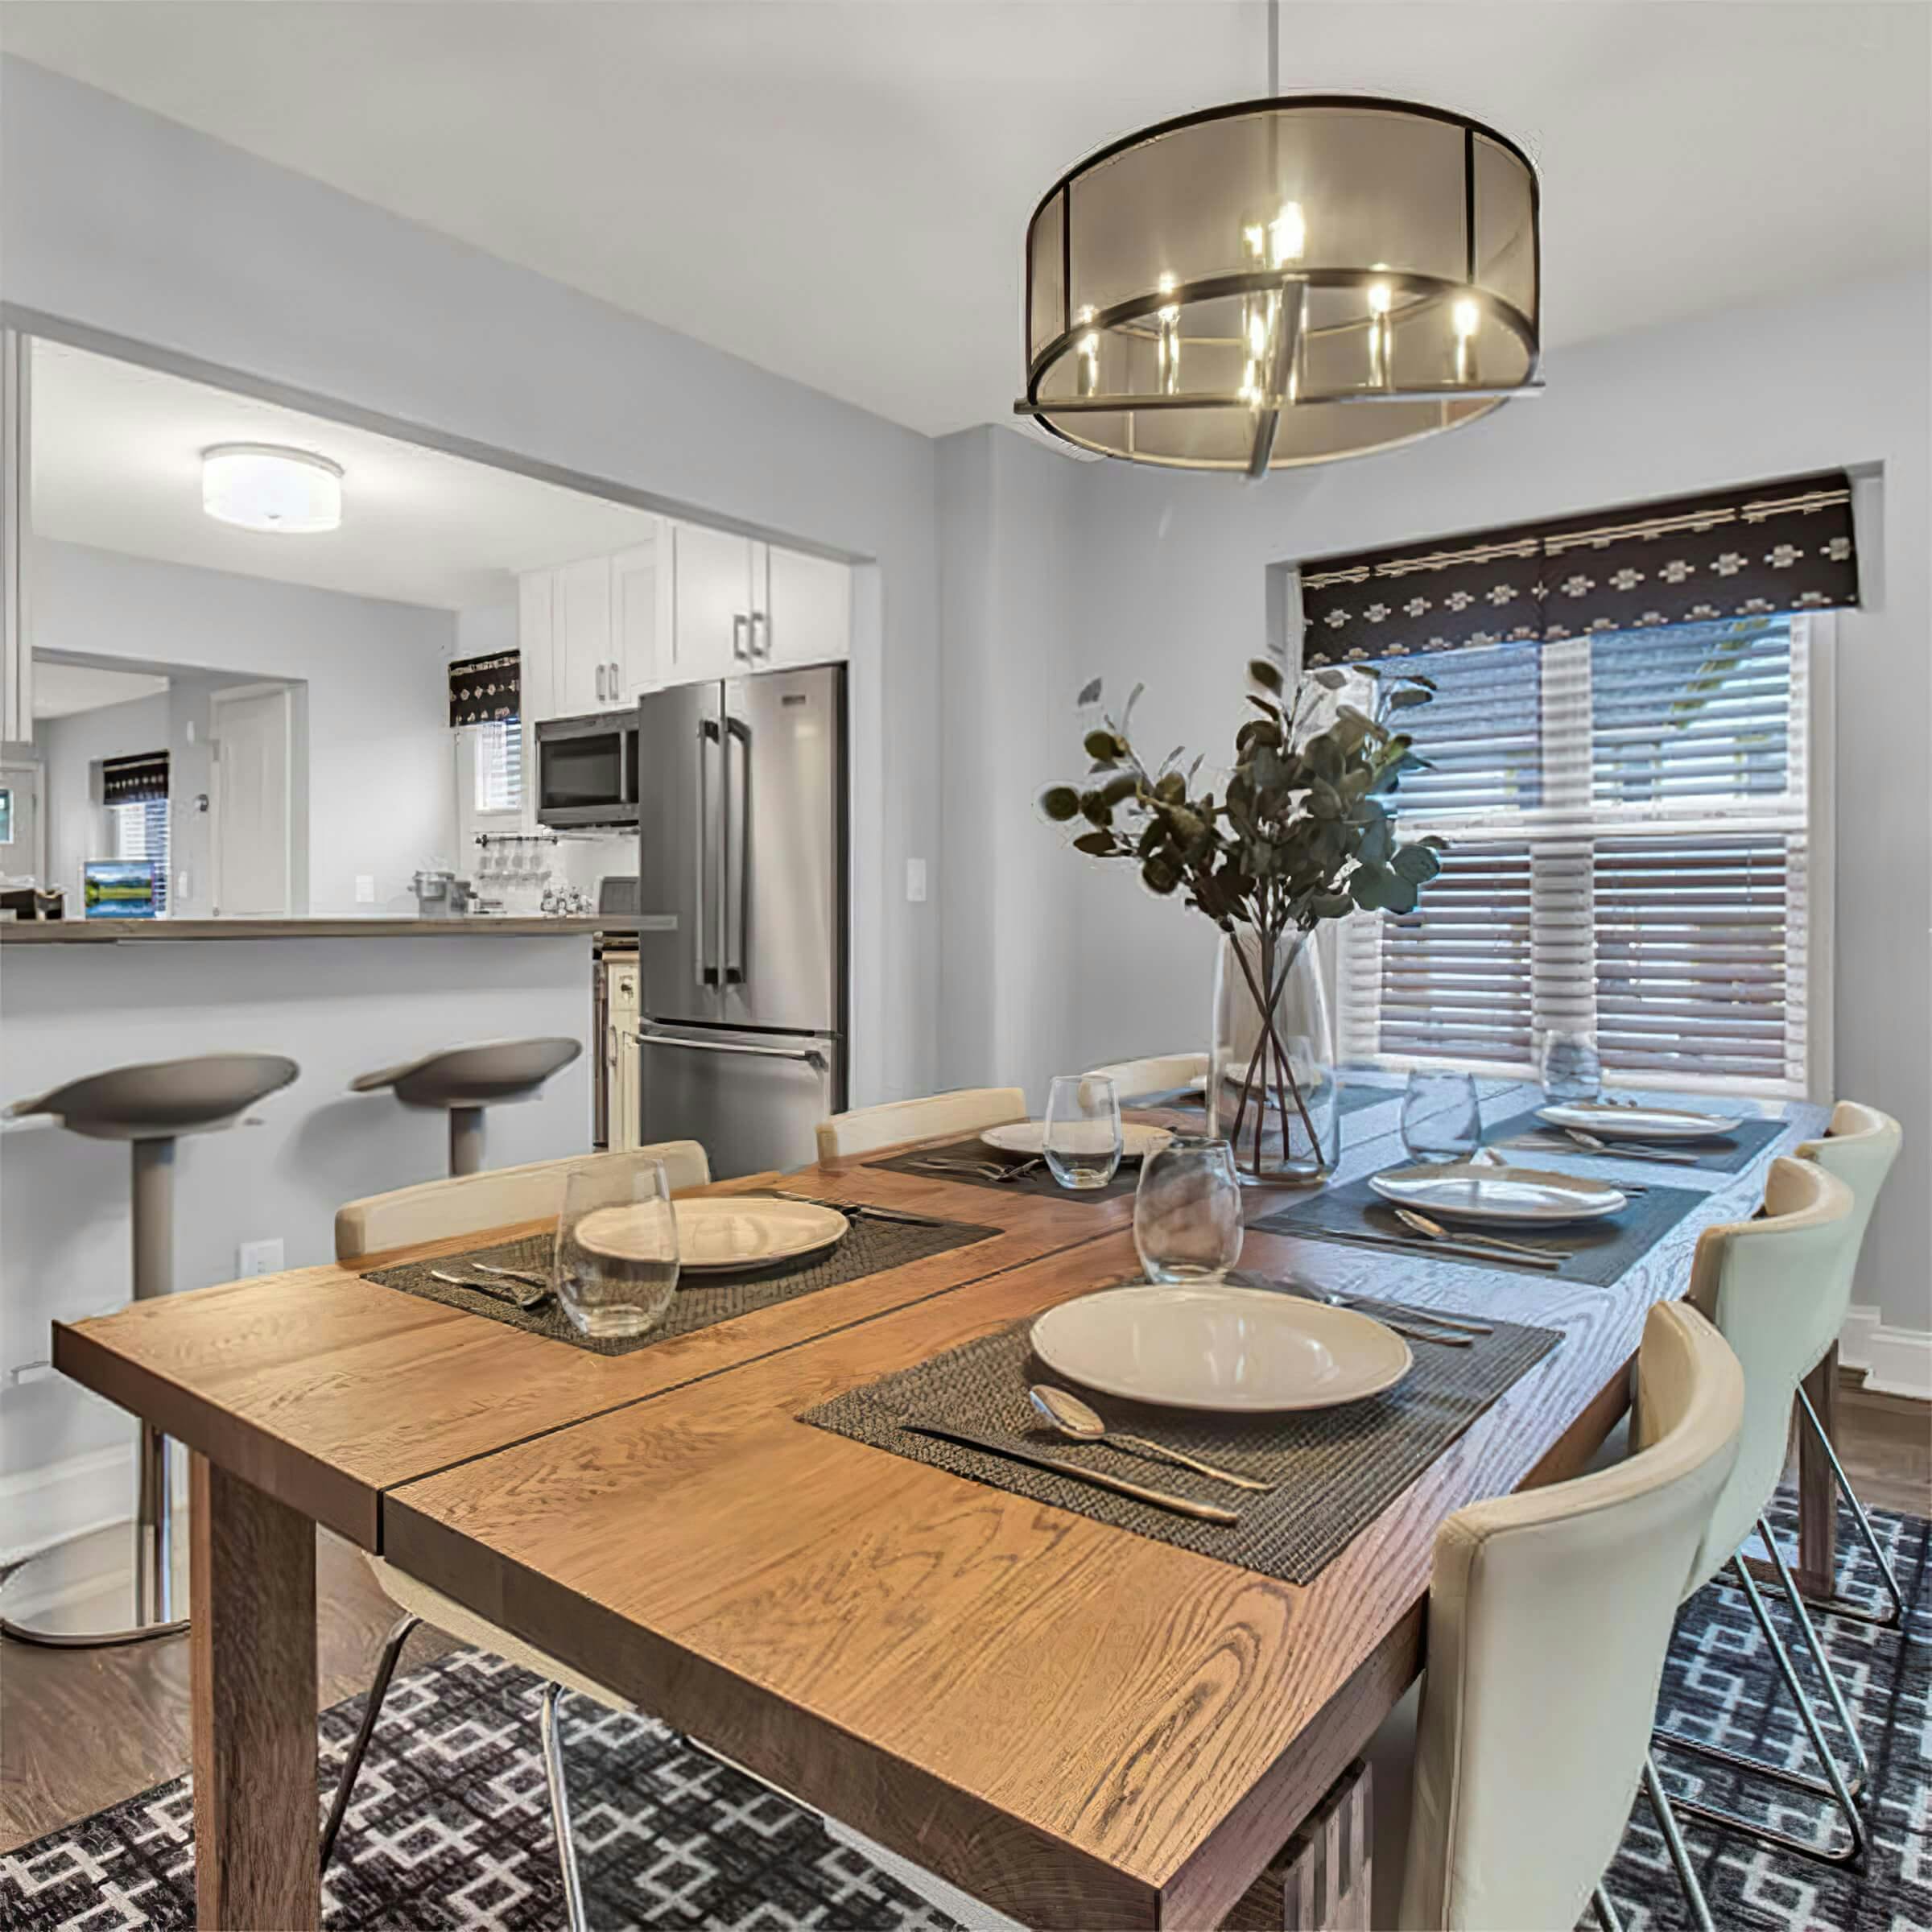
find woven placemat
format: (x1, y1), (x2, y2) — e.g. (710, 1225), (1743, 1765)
(363, 1203), (998, 1356)
(1483, 1104), (1789, 1175)
(1253, 1171), (1707, 1286)
(801, 1298), (1562, 1585)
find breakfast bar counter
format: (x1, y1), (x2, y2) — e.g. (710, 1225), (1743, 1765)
(0, 914), (675, 943)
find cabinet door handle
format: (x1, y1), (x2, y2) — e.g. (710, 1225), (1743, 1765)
(595, 662), (607, 703)
(609, 659), (621, 698)
(732, 613), (750, 663)
(750, 611), (769, 658)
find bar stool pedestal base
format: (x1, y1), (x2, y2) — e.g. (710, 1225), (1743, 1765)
(1, 1515), (191, 1646)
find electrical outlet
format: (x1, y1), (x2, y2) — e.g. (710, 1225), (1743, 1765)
(905, 857), (928, 903)
(237, 1238), (285, 1278)
(355, 874), (378, 904)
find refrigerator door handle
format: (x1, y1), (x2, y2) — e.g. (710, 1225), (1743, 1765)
(724, 715), (751, 985)
(638, 1030), (829, 1074)
(694, 717), (720, 986)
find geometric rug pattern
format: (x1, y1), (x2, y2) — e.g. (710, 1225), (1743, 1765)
(2, 1491), (1925, 1930)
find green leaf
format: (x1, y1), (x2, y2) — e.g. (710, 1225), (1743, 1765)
(1310, 890), (1356, 920)
(1039, 785), (1081, 822)
(1249, 656), (1284, 694)
(1084, 729), (1125, 762)
(1388, 686), (1432, 710)
(1310, 667), (1348, 690)
(1080, 793), (1113, 828)
(1154, 771), (1186, 803)
(1072, 830), (1116, 857)
(1349, 865), (1392, 911)
(1076, 677), (1104, 707)
(1141, 857), (1180, 895)
(1390, 842), (1442, 886)
(1099, 771), (1140, 807)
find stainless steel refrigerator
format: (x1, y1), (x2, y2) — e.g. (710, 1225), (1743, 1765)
(634, 664), (847, 1177)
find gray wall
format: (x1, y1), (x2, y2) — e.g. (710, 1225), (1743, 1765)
(36, 687), (171, 902)
(2, 55), (940, 1110)
(1053, 269), (1930, 1344)
(32, 539), (457, 913)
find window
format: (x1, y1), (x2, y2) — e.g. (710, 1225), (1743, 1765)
(473, 717), (523, 815)
(109, 796), (170, 914)
(1338, 614), (1815, 1097)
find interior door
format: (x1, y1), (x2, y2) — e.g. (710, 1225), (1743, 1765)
(211, 684), (294, 916)
(634, 680), (723, 1027)
(671, 522), (753, 685)
(719, 666), (843, 1034)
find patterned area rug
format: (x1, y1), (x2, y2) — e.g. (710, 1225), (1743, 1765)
(2, 1493), (1924, 1930)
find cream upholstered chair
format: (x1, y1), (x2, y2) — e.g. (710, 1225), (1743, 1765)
(325, 1141), (710, 1931)
(1640, 1157), (1866, 1918)
(1368, 1301), (1744, 1932)
(1792, 1101), (1907, 1629)
(815, 1087), (1026, 1162)
(334, 1141), (711, 1258)
(1083, 1053), (1207, 1102)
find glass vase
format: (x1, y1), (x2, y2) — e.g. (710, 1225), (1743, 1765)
(1210, 927), (1340, 1186)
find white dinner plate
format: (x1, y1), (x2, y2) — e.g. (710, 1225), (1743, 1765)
(979, 1121), (1175, 1161)
(1029, 1282), (1412, 1414)
(1369, 1161), (1627, 1225)
(576, 1197), (848, 1273)
(1536, 1101), (1743, 1143)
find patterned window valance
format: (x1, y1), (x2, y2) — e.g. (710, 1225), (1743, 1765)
(101, 750), (169, 803)
(1299, 471), (1858, 667)
(449, 650), (521, 726)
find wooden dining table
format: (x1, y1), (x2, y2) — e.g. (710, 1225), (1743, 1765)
(50, 1082), (1837, 1930)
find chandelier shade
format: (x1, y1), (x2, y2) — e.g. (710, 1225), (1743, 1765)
(1016, 97), (1541, 473)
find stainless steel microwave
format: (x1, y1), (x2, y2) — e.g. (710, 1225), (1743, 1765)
(535, 712), (639, 828)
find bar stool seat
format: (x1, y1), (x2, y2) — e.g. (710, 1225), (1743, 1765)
(351, 1037), (582, 1175)
(2, 1051), (299, 1648)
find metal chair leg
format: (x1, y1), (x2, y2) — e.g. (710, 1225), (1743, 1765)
(1591, 1882), (1625, 1932)
(1792, 1385), (1912, 1631)
(320, 1613), (421, 1874)
(1642, 1754), (1715, 1932)
(1757, 1510), (1869, 1786)
(541, 1682), (590, 1932)
(1655, 1555), (1866, 1866)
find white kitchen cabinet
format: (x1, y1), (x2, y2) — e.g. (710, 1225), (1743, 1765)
(555, 557), (615, 715)
(517, 569), (558, 720)
(605, 956), (642, 1152)
(610, 540), (667, 703)
(671, 522), (758, 684)
(762, 545), (852, 667)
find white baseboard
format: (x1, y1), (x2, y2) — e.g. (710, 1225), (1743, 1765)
(1839, 1302), (1932, 1402)
(0, 1439), (191, 1565)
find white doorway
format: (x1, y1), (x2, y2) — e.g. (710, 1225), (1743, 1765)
(209, 683), (295, 916)
(0, 759), (44, 881)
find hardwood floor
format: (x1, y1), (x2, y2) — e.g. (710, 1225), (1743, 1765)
(1, 1377), (1925, 1857)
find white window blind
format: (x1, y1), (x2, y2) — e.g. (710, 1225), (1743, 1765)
(109, 797), (170, 913)
(1339, 614), (1814, 1096)
(474, 717), (523, 815)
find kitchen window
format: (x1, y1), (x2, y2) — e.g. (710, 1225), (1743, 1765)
(108, 796), (170, 914)
(1335, 613), (1823, 1099)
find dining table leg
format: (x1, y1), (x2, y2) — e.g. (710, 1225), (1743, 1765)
(190, 1451), (320, 1930)
(1793, 1344), (1841, 1599)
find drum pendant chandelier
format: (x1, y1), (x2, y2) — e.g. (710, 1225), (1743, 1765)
(1014, 35), (1542, 474)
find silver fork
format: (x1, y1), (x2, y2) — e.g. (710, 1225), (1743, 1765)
(1230, 1269), (1481, 1346)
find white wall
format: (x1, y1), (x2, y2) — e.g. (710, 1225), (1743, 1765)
(1050, 270), (1930, 1352)
(32, 539), (458, 912)
(2, 56), (940, 1108)
(35, 686), (170, 902)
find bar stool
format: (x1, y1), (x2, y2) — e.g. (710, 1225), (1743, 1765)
(350, 1037), (582, 1175)
(1, 1051), (299, 1646)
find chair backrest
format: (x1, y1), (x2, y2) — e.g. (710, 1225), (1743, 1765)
(815, 1087), (1026, 1162)
(334, 1141), (711, 1261)
(1794, 1100), (1901, 1354)
(1681, 1154), (1856, 1591)
(1399, 1302), (1744, 1932)
(1083, 1054), (1207, 1101)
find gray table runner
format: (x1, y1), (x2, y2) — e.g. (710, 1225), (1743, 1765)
(1482, 1104), (1790, 1175)
(802, 1302), (1562, 1586)
(1253, 1171), (1707, 1286)
(364, 1205), (997, 1356)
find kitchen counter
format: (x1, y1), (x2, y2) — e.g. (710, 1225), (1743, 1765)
(0, 914), (675, 944)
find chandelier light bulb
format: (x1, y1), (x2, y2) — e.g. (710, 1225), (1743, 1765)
(1451, 295), (1483, 337)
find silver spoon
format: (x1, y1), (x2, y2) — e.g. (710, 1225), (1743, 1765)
(1027, 1385), (1274, 1492)
(430, 1267), (548, 1311)
(1394, 1208), (1565, 1269)
(473, 1261), (550, 1289)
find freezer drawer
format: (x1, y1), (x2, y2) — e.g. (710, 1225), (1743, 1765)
(637, 1026), (840, 1181)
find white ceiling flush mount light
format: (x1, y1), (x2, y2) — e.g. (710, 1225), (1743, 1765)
(200, 443), (344, 532)
(1014, 70), (1542, 475)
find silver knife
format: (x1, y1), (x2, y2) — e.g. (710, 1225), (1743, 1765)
(901, 1421), (1241, 1524)
(1291, 1224), (1565, 1273)
(771, 1193), (949, 1228)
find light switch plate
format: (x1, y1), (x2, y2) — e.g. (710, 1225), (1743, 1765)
(905, 857), (927, 903)
(355, 875), (378, 903)
(237, 1238), (285, 1278)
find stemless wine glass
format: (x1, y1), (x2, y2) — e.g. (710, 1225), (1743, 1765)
(1401, 1069), (1483, 1163)
(555, 1154), (680, 1338)
(1539, 1027), (1604, 1102)
(1133, 1137), (1245, 1282)
(1042, 1073), (1123, 1191)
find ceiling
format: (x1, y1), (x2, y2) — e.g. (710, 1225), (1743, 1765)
(31, 658), (169, 720)
(30, 341), (663, 609)
(2, 2), (1926, 438)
